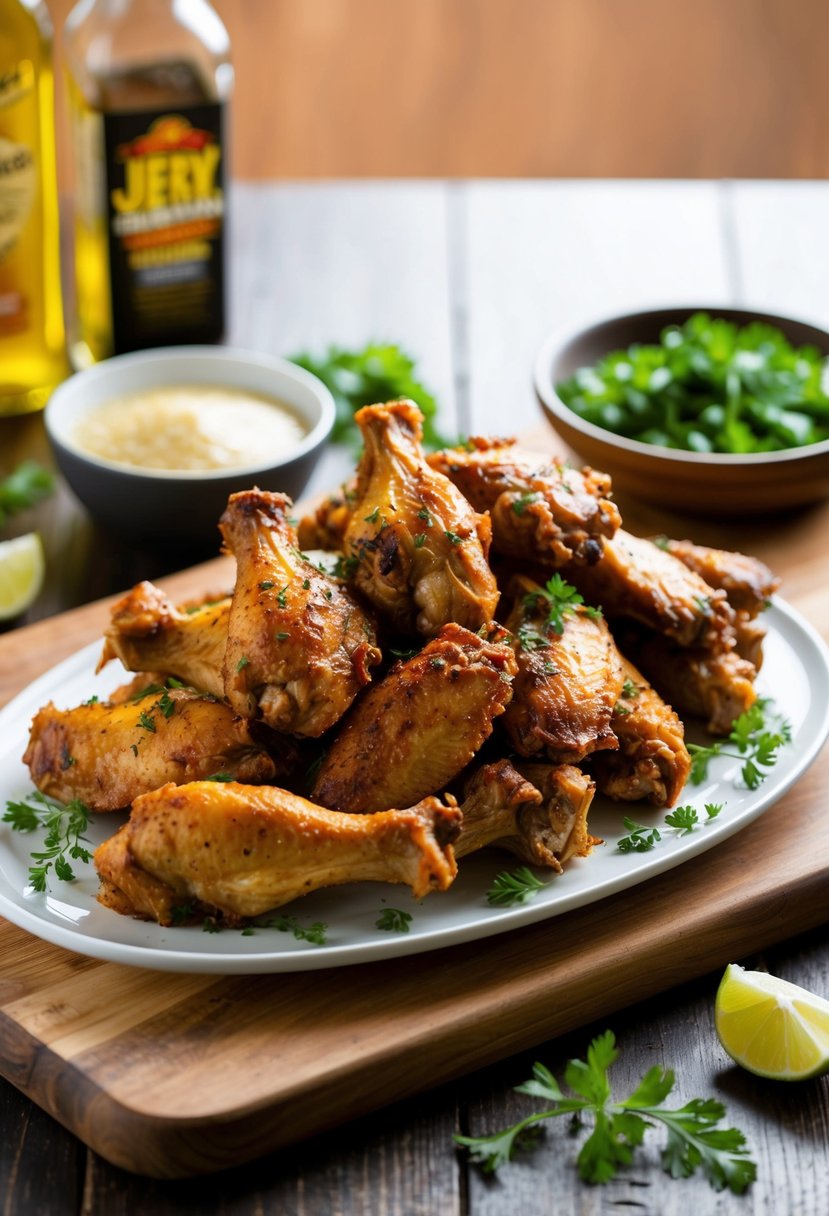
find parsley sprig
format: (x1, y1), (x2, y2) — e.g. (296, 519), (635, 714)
(3, 791), (92, 892)
(290, 342), (451, 450)
(455, 1030), (755, 1193)
(617, 817), (661, 853)
(487, 866), (546, 907)
(0, 460), (54, 527)
(376, 907), (413, 933)
(523, 574), (602, 635)
(688, 698), (791, 790)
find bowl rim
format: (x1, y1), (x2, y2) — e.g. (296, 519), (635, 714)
(45, 345), (336, 482)
(533, 304), (829, 468)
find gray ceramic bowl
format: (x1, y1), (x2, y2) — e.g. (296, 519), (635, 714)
(534, 306), (829, 515)
(45, 346), (336, 542)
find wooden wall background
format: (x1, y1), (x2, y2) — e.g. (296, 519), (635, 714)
(48, 0), (829, 181)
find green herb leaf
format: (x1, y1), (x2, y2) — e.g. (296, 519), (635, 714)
(0, 460), (54, 527)
(3, 791), (91, 892)
(486, 865), (546, 907)
(687, 698), (791, 790)
(376, 907), (413, 933)
(454, 1030), (755, 1193)
(617, 817), (661, 853)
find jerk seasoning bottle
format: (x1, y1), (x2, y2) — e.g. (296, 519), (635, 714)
(64, 0), (232, 365)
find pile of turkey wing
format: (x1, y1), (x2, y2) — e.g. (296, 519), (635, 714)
(23, 401), (779, 927)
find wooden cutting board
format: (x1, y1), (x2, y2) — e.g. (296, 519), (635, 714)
(1, 451), (828, 1180)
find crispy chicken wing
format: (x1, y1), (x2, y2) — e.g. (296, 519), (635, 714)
(621, 630), (757, 735)
(98, 582), (229, 698)
(588, 656), (690, 806)
(566, 530), (735, 650)
(657, 537), (779, 616)
(220, 489), (381, 737)
(23, 690), (277, 810)
(501, 576), (624, 762)
(297, 480), (356, 551)
(312, 622), (517, 812)
(342, 401), (499, 635)
(456, 759), (595, 870)
(428, 437), (620, 566)
(94, 781), (461, 924)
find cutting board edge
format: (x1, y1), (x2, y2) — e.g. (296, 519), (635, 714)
(0, 868), (826, 1180)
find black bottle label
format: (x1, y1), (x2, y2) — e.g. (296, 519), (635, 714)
(102, 103), (225, 353)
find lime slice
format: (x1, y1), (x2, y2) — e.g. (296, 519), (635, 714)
(716, 963), (829, 1080)
(0, 532), (45, 621)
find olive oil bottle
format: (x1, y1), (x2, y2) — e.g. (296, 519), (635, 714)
(0, 0), (67, 416)
(64, 0), (232, 366)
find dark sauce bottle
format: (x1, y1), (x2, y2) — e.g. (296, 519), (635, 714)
(64, 0), (233, 365)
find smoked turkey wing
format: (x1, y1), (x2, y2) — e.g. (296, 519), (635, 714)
(588, 655), (690, 807)
(342, 401), (499, 636)
(220, 489), (381, 737)
(98, 582), (229, 698)
(566, 530), (735, 650)
(311, 622), (517, 813)
(427, 437), (620, 566)
(501, 576), (624, 763)
(23, 689), (277, 810)
(94, 782), (461, 924)
(457, 759), (595, 871)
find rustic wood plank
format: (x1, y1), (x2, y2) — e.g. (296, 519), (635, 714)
(0, 1076), (83, 1216)
(459, 181), (730, 436)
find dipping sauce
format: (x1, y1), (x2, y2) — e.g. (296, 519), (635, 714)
(74, 385), (308, 471)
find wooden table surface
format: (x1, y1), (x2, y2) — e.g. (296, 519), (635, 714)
(2, 180), (829, 1214)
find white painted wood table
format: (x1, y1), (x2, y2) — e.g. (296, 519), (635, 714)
(1, 181), (828, 1214)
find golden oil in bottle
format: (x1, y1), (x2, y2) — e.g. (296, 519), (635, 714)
(0, 0), (67, 416)
(64, 0), (232, 366)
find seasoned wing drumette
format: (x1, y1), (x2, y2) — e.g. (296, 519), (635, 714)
(98, 582), (228, 698)
(312, 622), (517, 813)
(94, 781), (461, 924)
(23, 690), (277, 810)
(220, 489), (381, 737)
(621, 630), (757, 736)
(297, 480), (356, 551)
(566, 530), (735, 650)
(501, 576), (624, 763)
(456, 759), (596, 871)
(587, 656), (690, 806)
(428, 437), (620, 566)
(655, 537), (779, 617)
(342, 401), (499, 635)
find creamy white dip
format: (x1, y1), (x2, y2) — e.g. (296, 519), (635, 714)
(74, 384), (308, 471)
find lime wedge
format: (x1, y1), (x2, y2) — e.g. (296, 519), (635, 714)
(716, 963), (829, 1080)
(0, 532), (45, 621)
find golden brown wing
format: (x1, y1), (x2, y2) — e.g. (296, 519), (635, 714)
(457, 759), (595, 870)
(297, 480), (356, 551)
(23, 690), (277, 810)
(311, 622), (517, 812)
(219, 489), (381, 737)
(428, 436), (620, 566)
(98, 582), (228, 697)
(94, 782), (461, 924)
(500, 576), (624, 763)
(566, 530), (735, 650)
(588, 655), (690, 806)
(657, 537), (780, 616)
(342, 401), (499, 635)
(621, 630), (757, 735)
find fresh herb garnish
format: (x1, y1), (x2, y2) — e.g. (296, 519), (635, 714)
(236, 656), (250, 673)
(259, 913), (328, 946)
(290, 342), (451, 451)
(417, 506), (433, 525)
(137, 709), (156, 733)
(444, 530), (464, 546)
(613, 702), (630, 716)
(3, 791), (92, 891)
(664, 804), (700, 834)
(688, 698), (791, 790)
(523, 573), (601, 635)
(556, 311), (829, 455)
(454, 1030), (755, 1193)
(205, 772), (233, 782)
(259, 580), (274, 590)
(0, 460), (54, 527)
(82, 694), (99, 706)
(170, 901), (196, 925)
(364, 506), (381, 524)
(620, 678), (638, 699)
(276, 585), (289, 608)
(275, 631), (289, 640)
(512, 491), (543, 515)
(333, 555), (359, 579)
(486, 866), (546, 907)
(617, 817), (661, 853)
(414, 532), (427, 548)
(376, 907), (413, 933)
(202, 917), (221, 933)
(155, 690), (175, 719)
(516, 623), (548, 652)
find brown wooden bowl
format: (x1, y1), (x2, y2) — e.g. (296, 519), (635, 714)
(534, 306), (829, 515)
